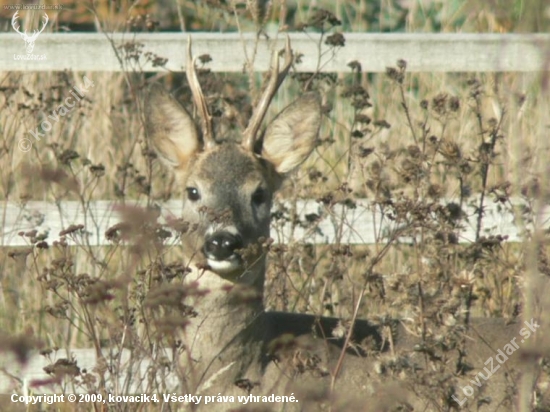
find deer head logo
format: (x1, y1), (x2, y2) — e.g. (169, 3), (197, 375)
(11, 11), (49, 54)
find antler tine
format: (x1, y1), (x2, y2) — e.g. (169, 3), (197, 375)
(37, 13), (48, 34)
(11, 11), (25, 36)
(242, 35), (293, 152)
(187, 37), (215, 149)
(29, 13), (48, 40)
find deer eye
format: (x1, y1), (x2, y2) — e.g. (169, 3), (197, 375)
(186, 187), (201, 202)
(252, 187), (267, 205)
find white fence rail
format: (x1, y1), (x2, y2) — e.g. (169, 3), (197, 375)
(2, 32), (550, 73)
(0, 199), (544, 247)
(0, 349), (176, 395)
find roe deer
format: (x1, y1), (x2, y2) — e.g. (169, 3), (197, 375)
(144, 38), (546, 411)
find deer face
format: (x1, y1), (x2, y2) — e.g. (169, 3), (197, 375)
(165, 140), (276, 278)
(145, 38), (321, 283)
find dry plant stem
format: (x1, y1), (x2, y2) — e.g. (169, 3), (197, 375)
(329, 284), (364, 392)
(330, 239), (394, 391)
(467, 96), (504, 324)
(232, 3), (259, 99)
(63, 166), (99, 257)
(417, 282), (426, 342)
(302, 30), (326, 91)
(518, 201), (544, 412)
(97, 17), (153, 207)
(399, 82), (418, 145)
(175, 0), (187, 32)
(474, 108), (504, 243)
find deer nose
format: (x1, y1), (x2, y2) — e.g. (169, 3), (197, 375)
(203, 232), (244, 261)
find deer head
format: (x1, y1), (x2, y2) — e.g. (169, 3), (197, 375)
(11, 11), (48, 54)
(145, 37), (321, 288)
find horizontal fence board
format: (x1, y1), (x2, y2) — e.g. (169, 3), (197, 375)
(2, 32), (550, 73)
(0, 348), (178, 394)
(0, 199), (543, 247)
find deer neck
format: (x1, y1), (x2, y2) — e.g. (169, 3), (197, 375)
(180, 254), (267, 390)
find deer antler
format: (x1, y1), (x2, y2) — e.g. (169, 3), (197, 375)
(11, 11), (25, 37)
(11, 12), (48, 40)
(187, 37), (215, 149)
(242, 36), (293, 153)
(31, 13), (49, 40)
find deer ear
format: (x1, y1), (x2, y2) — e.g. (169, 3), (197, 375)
(145, 85), (201, 170)
(261, 93), (321, 175)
